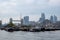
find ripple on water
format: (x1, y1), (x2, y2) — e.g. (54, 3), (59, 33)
(0, 30), (60, 40)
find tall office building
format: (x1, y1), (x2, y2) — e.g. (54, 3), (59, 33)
(39, 13), (45, 23)
(41, 13), (45, 20)
(54, 15), (57, 23)
(23, 16), (29, 25)
(50, 15), (57, 23)
(50, 16), (54, 23)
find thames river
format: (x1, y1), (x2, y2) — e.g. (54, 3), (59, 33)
(0, 30), (60, 40)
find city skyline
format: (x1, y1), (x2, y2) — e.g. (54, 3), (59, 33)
(0, 13), (58, 24)
(0, 0), (60, 24)
(0, 0), (60, 40)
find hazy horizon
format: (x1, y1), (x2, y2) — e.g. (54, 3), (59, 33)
(0, 0), (60, 24)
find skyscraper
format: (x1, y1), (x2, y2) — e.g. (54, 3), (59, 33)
(50, 16), (54, 23)
(54, 15), (57, 23)
(39, 13), (45, 23)
(23, 16), (29, 25)
(41, 13), (45, 20)
(50, 15), (57, 23)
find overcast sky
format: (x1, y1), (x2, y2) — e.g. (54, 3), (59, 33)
(0, 0), (60, 24)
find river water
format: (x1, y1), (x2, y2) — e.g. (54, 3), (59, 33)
(0, 30), (60, 40)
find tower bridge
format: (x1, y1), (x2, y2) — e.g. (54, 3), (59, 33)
(9, 18), (23, 27)
(10, 18), (21, 23)
(9, 18), (22, 25)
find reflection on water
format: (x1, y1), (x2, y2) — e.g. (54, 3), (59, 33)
(0, 30), (60, 40)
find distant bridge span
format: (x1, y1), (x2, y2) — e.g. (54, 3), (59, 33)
(10, 18), (22, 23)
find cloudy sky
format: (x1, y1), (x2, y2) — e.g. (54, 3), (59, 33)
(0, 0), (60, 24)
